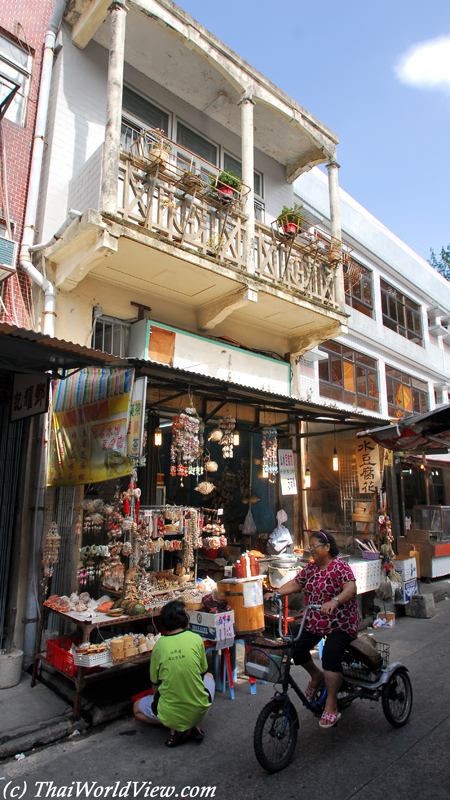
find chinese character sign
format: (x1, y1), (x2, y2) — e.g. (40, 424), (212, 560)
(11, 374), (49, 421)
(127, 376), (147, 458)
(278, 449), (298, 496)
(356, 436), (381, 494)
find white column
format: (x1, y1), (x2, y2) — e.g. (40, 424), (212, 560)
(101, 0), (127, 215)
(239, 94), (255, 274)
(326, 159), (345, 310)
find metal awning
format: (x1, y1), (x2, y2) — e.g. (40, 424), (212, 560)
(357, 405), (450, 454)
(0, 323), (124, 375)
(132, 357), (389, 427)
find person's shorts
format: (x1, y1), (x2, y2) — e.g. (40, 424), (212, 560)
(293, 628), (352, 673)
(138, 674), (215, 720)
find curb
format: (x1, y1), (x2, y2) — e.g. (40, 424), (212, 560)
(0, 718), (88, 761)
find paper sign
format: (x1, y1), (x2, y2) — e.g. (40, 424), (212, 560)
(278, 449), (297, 495)
(243, 580), (263, 608)
(356, 436), (381, 493)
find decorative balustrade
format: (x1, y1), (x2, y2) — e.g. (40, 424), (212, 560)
(116, 132), (347, 311)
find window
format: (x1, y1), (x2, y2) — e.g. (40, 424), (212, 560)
(0, 34), (32, 126)
(92, 315), (131, 358)
(223, 152), (264, 221)
(121, 87), (169, 150)
(176, 123), (217, 165)
(385, 366), (428, 418)
(345, 259), (373, 318)
(381, 280), (423, 345)
(318, 341), (379, 412)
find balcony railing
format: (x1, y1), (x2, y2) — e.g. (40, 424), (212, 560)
(116, 130), (348, 310)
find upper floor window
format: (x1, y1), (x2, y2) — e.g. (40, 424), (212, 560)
(223, 152), (264, 220)
(176, 123), (217, 165)
(386, 366), (428, 418)
(381, 280), (423, 346)
(318, 340), (379, 412)
(345, 259), (373, 319)
(92, 314), (131, 358)
(121, 86), (169, 149)
(0, 34), (32, 126)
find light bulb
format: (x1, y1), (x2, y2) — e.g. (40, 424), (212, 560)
(233, 431), (240, 446)
(154, 428), (162, 446)
(304, 468), (311, 489)
(332, 448), (339, 472)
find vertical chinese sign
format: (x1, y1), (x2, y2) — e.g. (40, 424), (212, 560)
(356, 436), (381, 493)
(11, 374), (49, 421)
(278, 449), (298, 495)
(48, 368), (135, 487)
(127, 376), (147, 458)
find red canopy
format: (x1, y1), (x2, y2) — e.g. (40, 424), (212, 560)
(357, 405), (450, 454)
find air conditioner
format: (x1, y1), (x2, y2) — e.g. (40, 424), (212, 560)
(0, 236), (17, 282)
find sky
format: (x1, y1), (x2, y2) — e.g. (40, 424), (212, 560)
(180, 0), (450, 264)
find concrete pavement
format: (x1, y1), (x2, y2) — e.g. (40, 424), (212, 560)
(2, 596), (450, 800)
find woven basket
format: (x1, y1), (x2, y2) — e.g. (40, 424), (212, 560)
(73, 649), (112, 668)
(349, 634), (380, 664)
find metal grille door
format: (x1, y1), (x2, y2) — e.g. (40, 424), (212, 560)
(0, 407), (24, 647)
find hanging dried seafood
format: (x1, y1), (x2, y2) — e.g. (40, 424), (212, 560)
(219, 415), (235, 459)
(262, 427), (278, 483)
(194, 481), (215, 495)
(208, 428), (223, 442)
(42, 522), (60, 577)
(204, 460), (218, 472)
(170, 405), (202, 485)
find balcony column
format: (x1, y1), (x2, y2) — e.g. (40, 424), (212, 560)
(239, 94), (255, 274)
(101, 0), (127, 215)
(326, 159), (345, 309)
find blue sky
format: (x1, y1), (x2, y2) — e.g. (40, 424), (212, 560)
(180, 0), (450, 263)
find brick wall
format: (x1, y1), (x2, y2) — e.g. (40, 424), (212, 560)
(0, 0), (54, 327)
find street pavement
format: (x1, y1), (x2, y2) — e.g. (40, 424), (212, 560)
(2, 600), (450, 800)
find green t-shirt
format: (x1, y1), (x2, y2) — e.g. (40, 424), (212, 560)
(150, 630), (210, 731)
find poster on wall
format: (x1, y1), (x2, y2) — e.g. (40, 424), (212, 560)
(48, 368), (135, 487)
(278, 449), (298, 495)
(127, 376), (147, 458)
(356, 436), (381, 493)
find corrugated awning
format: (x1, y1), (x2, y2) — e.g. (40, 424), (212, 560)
(357, 405), (450, 454)
(0, 322), (124, 375)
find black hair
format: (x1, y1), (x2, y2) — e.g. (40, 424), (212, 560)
(310, 530), (339, 557)
(160, 599), (189, 632)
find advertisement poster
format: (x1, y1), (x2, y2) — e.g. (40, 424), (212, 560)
(278, 449), (298, 495)
(48, 368), (135, 487)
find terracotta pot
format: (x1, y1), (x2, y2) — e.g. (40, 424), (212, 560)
(151, 146), (169, 163)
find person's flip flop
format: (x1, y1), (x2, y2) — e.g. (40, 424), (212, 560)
(319, 711), (341, 729)
(305, 681), (324, 702)
(165, 729), (191, 748)
(191, 727), (204, 743)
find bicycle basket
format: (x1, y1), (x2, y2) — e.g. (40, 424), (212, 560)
(342, 641), (390, 682)
(245, 635), (293, 683)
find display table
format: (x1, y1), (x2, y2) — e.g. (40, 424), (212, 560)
(32, 607), (161, 718)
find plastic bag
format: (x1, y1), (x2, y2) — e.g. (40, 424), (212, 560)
(376, 575), (392, 601)
(242, 508), (256, 535)
(268, 524), (293, 554)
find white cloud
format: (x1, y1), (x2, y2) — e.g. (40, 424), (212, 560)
(395, 34), (450, 92)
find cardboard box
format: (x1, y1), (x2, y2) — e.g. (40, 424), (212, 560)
(393, 557), (417, 582)
(188, 610), (234, 649)
(374, 611), (395, 627)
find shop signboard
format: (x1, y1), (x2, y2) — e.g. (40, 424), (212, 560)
(11, 373), (49, 421)
(48, 368), (135, 486)
(356, 436), (381, 493)
(278, 449), (297, 495)
(127, 376), (147, 458)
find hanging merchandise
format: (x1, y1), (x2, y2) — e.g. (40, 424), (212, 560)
(42, 522), (61, 577)
(219, 415), (236, 459)
(195, 481), (215, 495)
(170, 405), (202, 485)
(262, 428), (278, 482)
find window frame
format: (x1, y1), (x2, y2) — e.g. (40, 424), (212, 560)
(318, 341), (379, 412)
(175, 120), (218, 166)
(0, 33), (33, 127)
(121, 86), (171, 151)
(92, 314), (131, 358)
(385, 365), (429, 418)
(223, 150), (265, 222)
(380, 279), (423, 346)
(345, 258), (374, 319)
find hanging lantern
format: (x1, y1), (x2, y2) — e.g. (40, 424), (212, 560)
(304, 468), (311, 489)
(154, 428), (163, 446)
(332, 447), (339, 472)
(233, 430), (240, 446)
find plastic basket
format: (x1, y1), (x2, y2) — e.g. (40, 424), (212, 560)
(362, 551), (381, 560)
(73, 649), (112, 668)
(245, 635), (293, 683)
(342, 641), (389, 682)
(45, 637), (80, 678)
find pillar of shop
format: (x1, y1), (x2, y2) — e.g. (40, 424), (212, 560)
(326, 159), (345, 310)
(101, 0), (128, 215)
(239, 94), (255, 274)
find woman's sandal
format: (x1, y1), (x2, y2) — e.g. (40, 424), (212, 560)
(191, 726), (204, 743)
(305, 681), (324, 702)
(319, 711), (341, 729)
(165, 729), (192, 748)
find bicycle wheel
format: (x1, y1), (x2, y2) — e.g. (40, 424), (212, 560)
(254, 697), (299, 773)
(381, 669), (413, 727)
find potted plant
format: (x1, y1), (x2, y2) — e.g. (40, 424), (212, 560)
(277, 203), (304, 234)
(148, 128), (172, 163)
(216, 169), (242, 198)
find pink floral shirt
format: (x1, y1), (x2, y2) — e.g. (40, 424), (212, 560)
(294, 558), (359, 638)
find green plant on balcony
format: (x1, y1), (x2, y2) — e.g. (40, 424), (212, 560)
(277, 203), (305, 234)
(216, 169), (242, 197)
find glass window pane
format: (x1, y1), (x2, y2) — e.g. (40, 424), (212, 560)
(223, 153), (242, 179)
(0, 35), (28, 68)
(356, 366), (366, 394)
(321, 340), (340, 354)
(343, 360), (355, 391)
(319, 360), (329, 383)
(122, 87), (169, 132)
(368, 372), (378, 397)
(362, 279), (372, 306)
(331, 358), (342, 386)
(177, 122), (217, 164)
(103, 323), (112, 354)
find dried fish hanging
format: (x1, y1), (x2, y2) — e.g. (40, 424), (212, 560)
(170, 406), (202, 485)
(42, 522), (60, 577)
(262, 427), (278, 483)
(219, 414), (236, 458)
(183, 509), (197, 568)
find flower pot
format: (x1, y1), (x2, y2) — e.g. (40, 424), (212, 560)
(150, 146), (169, 164)
(0, 649), (24, 689)
(219, 185), (234, 198)
(282, 222), (297, 234)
